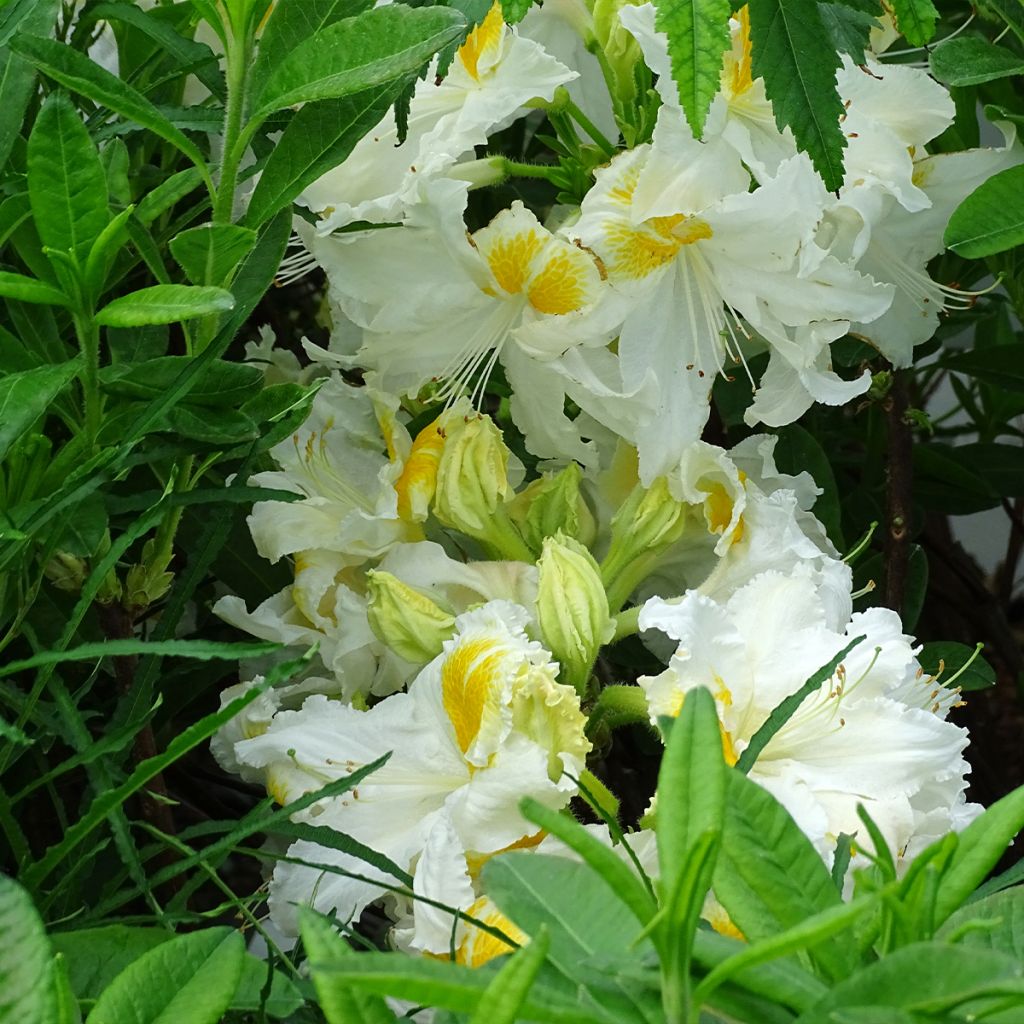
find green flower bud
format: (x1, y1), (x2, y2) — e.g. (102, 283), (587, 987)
(366, 570), (456, 664)
(43, 552), (88, 593)
(433, 415), (533, 561)
(511, 462), (597, 554)
(600, 477), (687, 612)
(537, 533), (611, 695)
(591, 0), (642, 110)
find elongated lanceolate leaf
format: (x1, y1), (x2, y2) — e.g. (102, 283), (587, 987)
(0, 360), (79, 462)
(26, 92), (108, 262)
(95, 285), (235, 327)
(300, 908), (398, 1024)
(0, 875), (53, 1024)
(251, 5), (466, 120)
(245, 84), (403, 226)
(84, 928), (245, 1024)
(930, 37), (1024, 86)
(0, 0), (60, 171)
(944, 165), (1024, 258)
(169, 224), (257, 285)
(654, 0), (732, 138)
(0, 272), (69, 307)
(251, 0), (376, 98)
(10, 35), (213, 191)
(749, 0), (845, 190)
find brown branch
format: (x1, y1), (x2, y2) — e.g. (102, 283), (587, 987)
(883, 371), (913, 614)
(998, 497), (1024, 605)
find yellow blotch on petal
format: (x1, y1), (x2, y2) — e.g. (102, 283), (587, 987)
(442, 638), (506, 755)
(458, 2), (505, 81)
(606, 215), (712, 281)
(396, 417), (446, 521)
(707, 902), (745, 942)
(457, 897), (527, 967)
(724, 6), (754, 99)
(484, 230), (544, 296)
(465, 831), (546, 880)
(527, 249), (594, 315)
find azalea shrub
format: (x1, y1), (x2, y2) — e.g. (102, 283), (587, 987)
(3, 0), (1024, 1022)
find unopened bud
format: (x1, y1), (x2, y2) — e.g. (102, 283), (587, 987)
(537, 533), (611, 695)
(600, 477), (687, 611)
(366, 570), (456, 664)
(44, 552), (88, 593)
(512, 462), (596, 554)
(433, 415), (533, 560)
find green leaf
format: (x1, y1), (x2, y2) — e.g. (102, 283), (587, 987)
(299, 908), (397, 1024)
(9, 35), (213, 195)
(0, 639), (278, 680)
(245, 84), (404, 226)
(84, 928), (245, 1024)
(943, 165), (1024, 259)
(251, 0), (376, 98)
(0, 272), (70, 307)
(306, 954), (595, 1024)
(94, 285), (235, 327)
(938, 887), (1024, 959)
(86, 1), (224, 100)
(934, 783), (1024, 926)
(714, 768), (855, 981)
(251, 5), (466, 120)
(100, 357), (263, 407)
(749, 0), (845, 190)
(0, 875), (54, 1024)
(792, 942), (1024, 1022)
(817, 1), (876, 61)
(26, 92), (109, 263)
(51, 953), (81, 1024)
(917, 641), (995, 692)
(0, 361), (79, 462)
(0, 0), (60, 171)
(941, 341), (1024, 391)
(656, 688), (726, 907)
(106, 325), (168, 365)
(231, 954), (304, 1020)
(163, 405), (259, 444)
(518, 799), (656, 929)
(954, 442), (1024, 499)
(888, 0), (936, 46)
(50, 927), (172, 1010)
(134, 167), (207, 226)
(169, 224), (258, 286)
(653, 0), (732, 138)
(483, 850), (642, 960)
(930, 37), (1024, 88)
(735, 635), (864, 773)
(470, 926), (550, 1024)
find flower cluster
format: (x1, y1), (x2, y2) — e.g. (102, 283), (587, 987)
(211, 0), (1007, 960)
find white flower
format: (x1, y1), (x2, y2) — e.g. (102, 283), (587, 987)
(824, 127), (1022, 365)
(298, 2), (576, 231)
(232, 601), (589, 935)
(570, 109), (892, 481)
(315, 184), (614, 407)
(244, 376), (418, 565)
(638, 570), (980, 867)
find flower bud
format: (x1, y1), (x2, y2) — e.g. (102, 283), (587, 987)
(366, 570), (456, 664)
(512, 462), (597, 554)
(536, 533), (611, 695)
(43, 552), (88, 593)
(600, 477), (687, 611)
(592, 0), (642, 111)
(433, 415), (533, 560)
